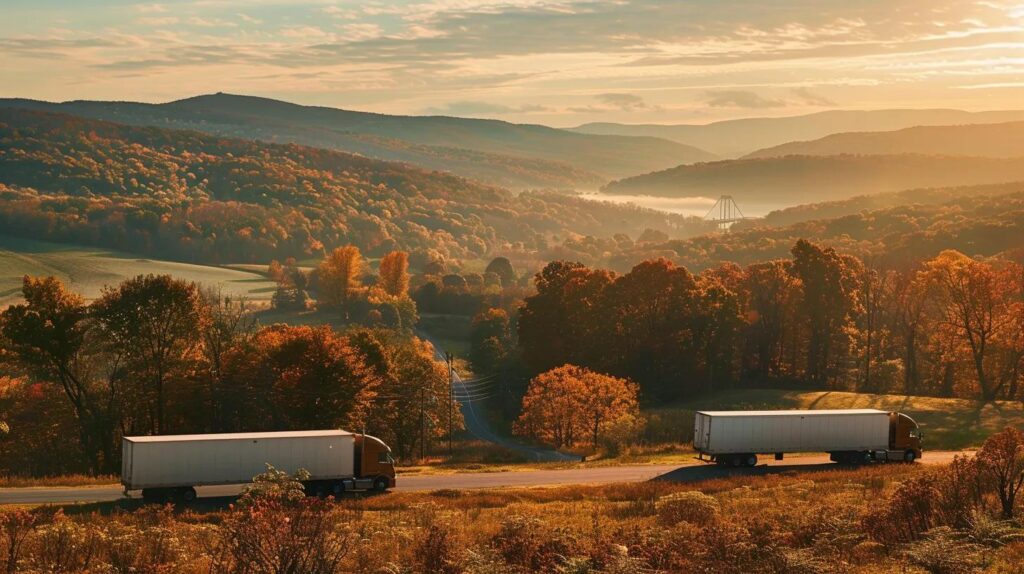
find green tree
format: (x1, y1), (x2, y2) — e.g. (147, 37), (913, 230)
(92, 274), (205, 434)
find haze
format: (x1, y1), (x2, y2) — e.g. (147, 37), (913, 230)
(3, 0), (1024, 126)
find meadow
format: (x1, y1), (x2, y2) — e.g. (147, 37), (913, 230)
(0, 235), (276, 307)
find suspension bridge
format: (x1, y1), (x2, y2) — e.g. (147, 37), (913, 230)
(704, 195), (751, 231)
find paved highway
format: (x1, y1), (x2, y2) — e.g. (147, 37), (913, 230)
(0, 450), (963, 505)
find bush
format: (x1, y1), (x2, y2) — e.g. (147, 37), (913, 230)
(656, 490), (719, 526)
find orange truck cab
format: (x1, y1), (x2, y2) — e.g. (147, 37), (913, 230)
(355, 434), (397, 489)
(887, 412), (923, 462)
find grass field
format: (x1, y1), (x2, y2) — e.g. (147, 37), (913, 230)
(645, 388), (1024, 450)
(0, 235), (277, 307)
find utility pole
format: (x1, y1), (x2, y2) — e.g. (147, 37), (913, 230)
(446, 351), (454, 455)
(419, 385), (425, 461)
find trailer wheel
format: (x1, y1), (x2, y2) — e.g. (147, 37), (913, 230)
(904, 450), (917, 463)
(180, 487), (197, 503)
(744, 454), (758, 467)
(373, 477), (389, 492)
(862, 451), (873, 465)
(332, 481), (345, 497)
(730, 456), (742, 468)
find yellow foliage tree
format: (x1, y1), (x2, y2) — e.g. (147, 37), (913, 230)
(379, 251), (410, 298)
(318, 246), (362, 314)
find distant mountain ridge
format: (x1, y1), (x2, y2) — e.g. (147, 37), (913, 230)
(571, 109), (1024, 157)
(0, 93), (716, 189)
(743, 121), (1024, 159)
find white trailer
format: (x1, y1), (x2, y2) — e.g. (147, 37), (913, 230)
(122, 430), (396, 502)
(693, 409), (922, 467)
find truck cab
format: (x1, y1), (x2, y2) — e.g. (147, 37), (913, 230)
(888, 412), (923, 462)
(355, 434), (397, 489)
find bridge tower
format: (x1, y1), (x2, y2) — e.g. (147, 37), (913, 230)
(704, 195), (748, 232)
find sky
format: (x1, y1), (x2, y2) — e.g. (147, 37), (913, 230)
(2, 0), (1023, 126)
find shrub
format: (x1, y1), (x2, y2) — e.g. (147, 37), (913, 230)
(655, 490), (719, 526)
(902, 527), (988, 574)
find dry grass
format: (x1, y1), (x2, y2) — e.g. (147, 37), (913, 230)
(6, 461), (1008, 574)
(0, 474), (119, 488)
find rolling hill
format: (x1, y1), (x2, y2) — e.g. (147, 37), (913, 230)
(601, 154), (1024, 205)
(1, 93), (716, 189)
(744, 121), (1024, 159)
(0, 108), (712, 266)
(0, 235), (276, 308)
(571, 109), (1024, 158)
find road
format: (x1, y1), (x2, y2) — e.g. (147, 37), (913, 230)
(0, 450), (962, 505)
(417, 329), (577, 462)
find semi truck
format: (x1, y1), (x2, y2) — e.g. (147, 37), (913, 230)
(122, 429), (396, 502)
(693, 409), (922, 467)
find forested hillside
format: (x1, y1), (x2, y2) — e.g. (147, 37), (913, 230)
(747, 182), (1024, 229)
(601, 154), (1024, 203)
(610, 187), (1024, 272)
(745, 121), (1024, 159)
(2, 94), (716, 189)
(0, 108), (711, 266)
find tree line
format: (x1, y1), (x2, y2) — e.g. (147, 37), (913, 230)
(0, 274), (460, 476)
(512, 240), (1024, 404)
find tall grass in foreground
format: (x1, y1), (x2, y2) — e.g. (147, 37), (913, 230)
(0, 457), (1022, 573)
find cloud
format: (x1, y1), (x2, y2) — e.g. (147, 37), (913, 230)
(137, 16), (180, 26)
(595, 93), (648, 111)
(704, 90), (787, 109)
(791, 87), (836, 106)
(568, 92), (660, 113)
(135, 4), (168, 13)
(423, 101), (552, 116)
(341, 23), (383, 41)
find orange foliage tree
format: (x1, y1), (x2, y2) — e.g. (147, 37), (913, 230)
(514, 365), (638, 449)
(220, 325), (380, 432)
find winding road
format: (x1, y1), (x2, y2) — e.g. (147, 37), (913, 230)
(0, 450), (962, 505)
(418, 329), (577, 462)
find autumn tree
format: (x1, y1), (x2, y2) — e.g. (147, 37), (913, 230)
(345, 329), (461, 461)
(378, 251), (411, 298)
(220, 325), (380, 432)
(976, 426), (1024, 518)
(485, 257), (517, 287)
(469, 308), (512, 374)
(919, 251), (1022, 401)
(92, 274), (205, 435)
(0, 276), (121, 472)
(744, 261), (800, 380)
(790, 239), (862, 385)
(514, 365), (639, 449)
(318, 245), (363, 316)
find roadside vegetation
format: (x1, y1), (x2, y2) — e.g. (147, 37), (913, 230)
(1, 428), (1023, 574)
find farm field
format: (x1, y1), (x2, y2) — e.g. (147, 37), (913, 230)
(645, 388), (1024, 451)
(0, 235), (276, 307)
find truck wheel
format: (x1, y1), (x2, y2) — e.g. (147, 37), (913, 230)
(373, 477), (389, 492)
(904, 450), (917, 463)
(744, 454), (758, 467)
